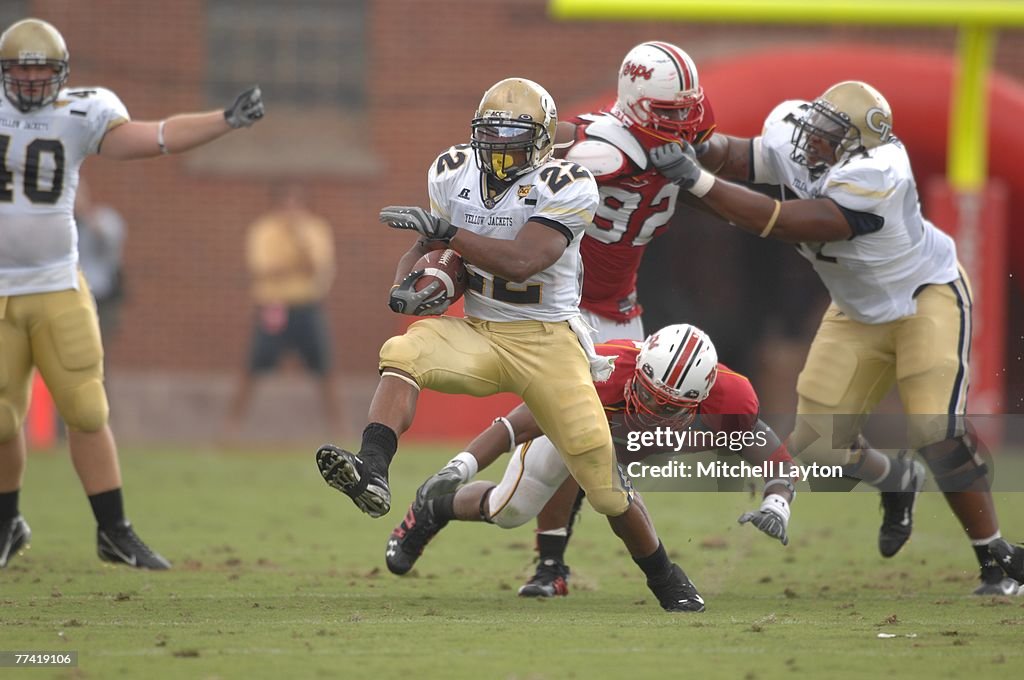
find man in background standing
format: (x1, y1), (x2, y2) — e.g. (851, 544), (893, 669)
(75, 178), (126, 340)
(225, 183), (339, 439)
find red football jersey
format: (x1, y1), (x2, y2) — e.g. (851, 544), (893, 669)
(593, 340), (759, 460)
(567, 102), (716, 322)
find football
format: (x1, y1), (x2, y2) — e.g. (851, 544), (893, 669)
(413, 248), (468, 304)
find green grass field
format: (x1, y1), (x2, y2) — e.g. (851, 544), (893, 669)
(3, 445), (1024, 679)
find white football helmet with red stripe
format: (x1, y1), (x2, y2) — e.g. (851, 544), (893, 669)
(613, 41), (705, 143)
(626, 324), (718, 429)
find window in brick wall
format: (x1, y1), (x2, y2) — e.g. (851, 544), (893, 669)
(194, 0), (377, 175)
(0, 4), (29, 37)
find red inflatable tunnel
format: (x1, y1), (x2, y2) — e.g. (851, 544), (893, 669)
(406, 43), (1023, 440)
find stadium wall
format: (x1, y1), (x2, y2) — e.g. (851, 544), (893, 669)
(22, 0), (1024, 440)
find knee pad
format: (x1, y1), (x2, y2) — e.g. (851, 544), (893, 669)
(791, 417), (855, 468)
(585, 487), (630, 517)
(61, 379), (109, 432)
(378, 333), (422, 373)
(920, 436), (989, 492)
(487, 488), (534, 529)
(0, 400), (22, 443)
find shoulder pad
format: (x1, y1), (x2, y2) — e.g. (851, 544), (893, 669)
(58, 87), (128, 115)
(565, 139), (628, 178)
(762, 100), (807, 136)
(580, 115), (648, 170)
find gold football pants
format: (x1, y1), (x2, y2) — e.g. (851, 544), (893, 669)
(379, 316), (629, 516)
(0, 273), (108, 441)
(792, 274), (972, 463)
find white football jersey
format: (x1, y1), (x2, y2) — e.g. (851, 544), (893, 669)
(0, 86), (129, 295)
(755, 101), (959, 324)
(427, 144), (599, 322)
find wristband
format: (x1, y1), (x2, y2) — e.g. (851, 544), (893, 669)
(494, 416), (516, 451)
(761, 493), (791, 523)
(450, 451), (480, 481)
(157, 120), (170, 155)
(688, 169), (715, 197)
(760, 200), (782, 238)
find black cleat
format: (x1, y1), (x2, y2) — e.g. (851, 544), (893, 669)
(0, 515), (31, 568)
(97, 520), (171, 570)
(315, 444), (391, 518)
(973, 563), (1020, 596)
(518, 558), (570, 598)
(989, 539), (1024, 583)
(385, 498), (448, 575)
(878, 452), (926, 558)
(647, 563), (705, 612)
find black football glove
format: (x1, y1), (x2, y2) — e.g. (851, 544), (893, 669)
(388, 270), (451, 316)
(379, 206), (459, 243)
(224, 86), (264, 128)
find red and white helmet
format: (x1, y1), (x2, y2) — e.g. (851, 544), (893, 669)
(625, 324), (718, 429)
(613, 41), (705, 143)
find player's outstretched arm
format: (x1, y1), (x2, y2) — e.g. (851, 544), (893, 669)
(650, 141), (853, 243)
(99, 86), (264, 160)
(736, 419), (795, 546)
(418, 404), (543, 501)
(695, 134), (753, 181)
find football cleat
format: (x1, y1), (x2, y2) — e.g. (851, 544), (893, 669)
(878, 452), (926, 558)
(989, 539), (1024, 583)
(972, 565), (1020, 597)
(647, 563), (705, 612)
(97, 520), (171, 570)
(315, 444), (391, 518)
(0, 515), (31, 568)
(518, 558), (571, 598)
(385, 498), (448, 575)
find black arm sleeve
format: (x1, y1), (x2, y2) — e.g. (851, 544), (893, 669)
(829, 199), (885, 238)
(531, 216), (574, 246)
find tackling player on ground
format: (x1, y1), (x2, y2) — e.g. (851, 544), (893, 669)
(507, 40), (719, 597)
(383, 324), (797, 599)
(314, 78), (705, 611)
(0, 18), (264, 569)
(650, 80), (1024, 595)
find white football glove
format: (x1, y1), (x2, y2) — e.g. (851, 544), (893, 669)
(738, 493), (791, 546)
(380, 206), (459, 242)
(649, 141), (715, 196)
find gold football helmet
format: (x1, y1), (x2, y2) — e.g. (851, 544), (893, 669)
(471, 78), (557, 181)
(0, 18), (70, 112)
(790, 80), (893, 173)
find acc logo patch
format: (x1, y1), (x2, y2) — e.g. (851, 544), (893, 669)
(517, 185), (533, 198)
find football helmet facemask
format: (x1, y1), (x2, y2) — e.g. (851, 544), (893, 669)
(614, 41), (705, 144)
(471, 77), (557, 182)
(0, 18), (69, 112)
(625, 324), (718, 431)
(790, 80), (893, 174)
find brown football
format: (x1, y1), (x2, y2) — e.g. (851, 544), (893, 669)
(413, 248), (468, 304)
